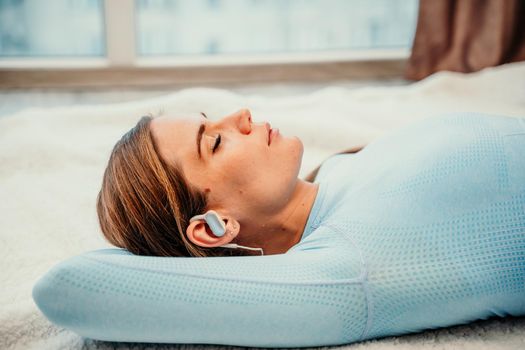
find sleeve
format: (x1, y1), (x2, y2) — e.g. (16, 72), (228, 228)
(32, 229), (368, 348)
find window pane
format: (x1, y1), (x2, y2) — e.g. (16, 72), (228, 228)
(0, 0), (105, 57)
(136, 0), (418, 56)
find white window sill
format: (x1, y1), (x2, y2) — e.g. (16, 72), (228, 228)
(0, 50), (409, 88)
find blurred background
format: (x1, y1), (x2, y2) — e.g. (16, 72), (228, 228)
(0, 0), (523, 116)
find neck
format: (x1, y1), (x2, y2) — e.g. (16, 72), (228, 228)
(238, 180), (320, 255)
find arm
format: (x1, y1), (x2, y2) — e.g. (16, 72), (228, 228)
(33, 243), (366, 347)
(304, 144), (366, 183)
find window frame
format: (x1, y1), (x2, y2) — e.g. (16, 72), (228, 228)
(0, 0), (412, 88)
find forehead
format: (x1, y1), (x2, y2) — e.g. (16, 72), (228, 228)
(150, 114), (202, 165)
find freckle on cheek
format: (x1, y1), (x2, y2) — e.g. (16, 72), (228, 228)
(239, 190), (243, 194)
(204, 188), (211, 193)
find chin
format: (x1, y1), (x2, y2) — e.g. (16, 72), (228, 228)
(279, 135), (304, 171)
(291, 137), (304, 170)
(294, 136), (304, 155)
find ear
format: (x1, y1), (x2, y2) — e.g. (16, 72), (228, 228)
(224, 216), (241, 238)
(186, 216), (240, 248)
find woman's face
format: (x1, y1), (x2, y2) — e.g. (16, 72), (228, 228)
(150, 109), (304, 222)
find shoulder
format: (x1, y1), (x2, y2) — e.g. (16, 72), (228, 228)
(314, 153), (357, 183)
(305, 145), (365, 183)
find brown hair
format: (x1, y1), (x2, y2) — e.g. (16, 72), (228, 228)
(96, 115), (248, 257)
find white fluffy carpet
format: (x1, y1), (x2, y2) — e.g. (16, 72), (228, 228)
(1, 62), (525, 350)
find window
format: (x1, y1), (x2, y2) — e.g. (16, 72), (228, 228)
(0, 0), (418, 86)
(136, 0), (418, 57)
(0, 0), (104, 57)
(0, 0), (418, 61)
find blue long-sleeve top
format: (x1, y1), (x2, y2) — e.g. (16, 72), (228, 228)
(33, 112), (525, 347)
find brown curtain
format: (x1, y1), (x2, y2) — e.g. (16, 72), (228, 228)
(405, 0), (525, 81)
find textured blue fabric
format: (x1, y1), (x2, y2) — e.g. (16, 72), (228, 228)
(33, 112), (525, 347)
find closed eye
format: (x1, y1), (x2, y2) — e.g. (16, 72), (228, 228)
(212, 134), (221, 153)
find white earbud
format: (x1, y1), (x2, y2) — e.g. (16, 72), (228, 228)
(189, 210), (226, 237)
(189, 210), (264, 256)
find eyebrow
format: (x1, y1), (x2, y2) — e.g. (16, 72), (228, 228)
(196, 112), (208, 159)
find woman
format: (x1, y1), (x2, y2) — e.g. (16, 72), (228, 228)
(93, 109), (525, 343)
(97, 108), (362, 257)
(97, 109), (525, 260)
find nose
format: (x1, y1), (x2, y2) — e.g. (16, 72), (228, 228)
(211, 109), (254, 137)
(237, 109), (252, 134)
(218, 109), (252, 134)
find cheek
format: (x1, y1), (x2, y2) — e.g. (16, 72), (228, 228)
(218, 139), (301, 188)
(218, 149), (258, 184)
